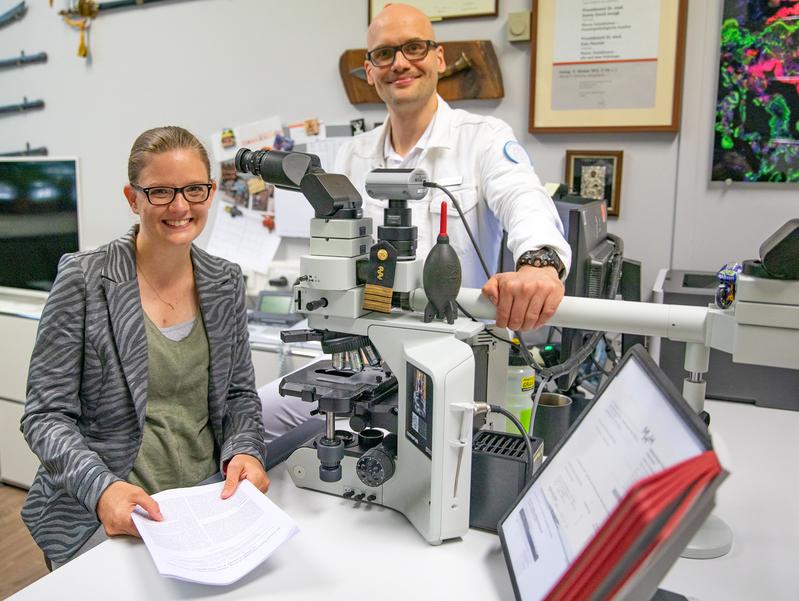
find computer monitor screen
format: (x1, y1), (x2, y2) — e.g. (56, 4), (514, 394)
(553, 195), (619, 389)
(0, 157), (80, 292)
(258, 292), (292, 314)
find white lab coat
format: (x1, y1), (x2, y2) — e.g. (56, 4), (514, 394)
(334, 97), (571, 289)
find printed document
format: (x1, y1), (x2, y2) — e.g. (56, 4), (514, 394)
(131, 480), (299, 585)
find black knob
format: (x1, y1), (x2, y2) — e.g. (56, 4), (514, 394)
(356, 434), (397, 487)
(317, 436), (344, 483)
(306, 298), (328, 311)
(354, 493), (365, 501)
(366, 494), (376, 502)
(343, 490), (355, 498)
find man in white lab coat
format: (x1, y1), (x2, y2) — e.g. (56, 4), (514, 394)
(262, 4), (571, 442)
(335, 2), (571, 332)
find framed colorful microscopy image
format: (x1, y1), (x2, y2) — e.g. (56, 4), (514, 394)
(713, 1), (799, 182)
(565, 150), (623, 217)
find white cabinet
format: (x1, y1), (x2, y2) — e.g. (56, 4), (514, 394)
(0, 399), (40, 487)
(0, 313), (38, 403)
(0, 312), (41, 487)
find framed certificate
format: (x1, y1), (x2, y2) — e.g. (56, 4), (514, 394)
(529, 0), (688, 133)
(368, 0), (498, 23)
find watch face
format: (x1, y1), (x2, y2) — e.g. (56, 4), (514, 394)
(519, 248), (562, 275)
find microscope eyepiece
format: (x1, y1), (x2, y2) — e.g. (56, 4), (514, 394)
(234, 147), (264, 178)
(234, 147), (322, 190)
(234, 147), (362, 219)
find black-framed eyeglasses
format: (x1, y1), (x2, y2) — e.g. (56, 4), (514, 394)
(131, 183), (212, 206)
(366, 39), (438, 67)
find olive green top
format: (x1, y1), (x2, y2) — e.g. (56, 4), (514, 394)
(128, 314), (218, 494)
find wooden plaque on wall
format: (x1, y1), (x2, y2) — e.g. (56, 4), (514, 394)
(339, 40), (504, 105)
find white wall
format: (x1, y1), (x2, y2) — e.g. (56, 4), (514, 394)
(1, 0), (793, 295)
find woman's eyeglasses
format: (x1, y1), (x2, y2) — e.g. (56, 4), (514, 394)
(131, 183), (212, 206)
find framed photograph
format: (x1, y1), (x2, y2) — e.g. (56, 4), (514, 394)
(565, 150), (623, 217)
(530, 0), (688, 133)
(368, 0), (497, 23)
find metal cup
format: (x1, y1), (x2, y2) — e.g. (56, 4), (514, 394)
(531, 393), (572, 455)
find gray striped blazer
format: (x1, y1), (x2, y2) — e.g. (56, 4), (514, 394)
(20, 226), (267, 563)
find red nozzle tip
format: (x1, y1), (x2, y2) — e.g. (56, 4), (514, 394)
(440, 201), (447, 236)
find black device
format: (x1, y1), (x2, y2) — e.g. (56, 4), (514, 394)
(469, 430), (543, 532)
(619, 258), (645, 353)
(422, 202), (461, 324)
(757, 218), (799, 280)
(553, 194), (620, 389)
(0, 157), (80, 292)
(248, 290), (303, 327)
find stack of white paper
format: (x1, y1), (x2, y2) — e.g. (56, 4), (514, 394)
(131, 480), (298, 586)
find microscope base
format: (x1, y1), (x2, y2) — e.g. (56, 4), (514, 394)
(680, 513), (733, 559)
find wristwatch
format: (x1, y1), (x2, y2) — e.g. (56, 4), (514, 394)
(516, 247), (565, 278)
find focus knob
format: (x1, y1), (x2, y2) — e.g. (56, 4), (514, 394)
(356, 434), (397, 487)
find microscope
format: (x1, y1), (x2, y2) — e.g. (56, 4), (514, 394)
(235, 149), (508, 545)
(237, 148), (799, 557)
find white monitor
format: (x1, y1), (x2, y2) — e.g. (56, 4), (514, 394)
(0, 156), (81, 296)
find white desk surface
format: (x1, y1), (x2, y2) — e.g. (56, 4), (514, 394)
(10, 400), (799, 601)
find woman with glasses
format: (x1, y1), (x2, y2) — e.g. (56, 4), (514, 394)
(20, 126), (269, 568)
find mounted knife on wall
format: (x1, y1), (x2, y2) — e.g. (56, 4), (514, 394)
(0, 1), (27, 29)
(0, 98), (45, 117)
(0, 51), (48, 71)
(339, 40), (504, 105)
(0, 143), (48, 157)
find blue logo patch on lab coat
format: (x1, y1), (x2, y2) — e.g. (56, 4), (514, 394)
(503, 141), (532, 167)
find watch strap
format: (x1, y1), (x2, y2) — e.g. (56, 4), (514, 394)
(516, 247), (565, 278)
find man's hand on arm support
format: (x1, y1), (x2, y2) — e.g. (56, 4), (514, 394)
(482, 265), (565, 330)
(221, 453), (270, 499)
(97, 481), (163, 537)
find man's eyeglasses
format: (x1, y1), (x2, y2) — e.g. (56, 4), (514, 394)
(131, 183), (212, 206)
(366, 39), (438, 67)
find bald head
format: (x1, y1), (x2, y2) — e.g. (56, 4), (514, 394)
(368, 3), (436, 49)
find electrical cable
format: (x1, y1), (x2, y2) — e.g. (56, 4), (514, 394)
(527, 374), (551, 449)
(589, 352), (612, 377)
(423, 181), (492, 279)
(488, 404), (535, 481)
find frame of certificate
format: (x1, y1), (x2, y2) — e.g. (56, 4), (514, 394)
(529, 0), (688, 133)
(368, 0), (498, 23)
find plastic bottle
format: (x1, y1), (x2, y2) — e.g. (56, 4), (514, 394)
(505, 342), (536, 434)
